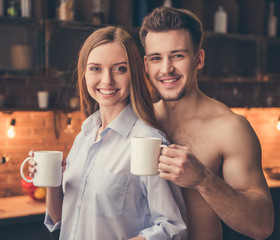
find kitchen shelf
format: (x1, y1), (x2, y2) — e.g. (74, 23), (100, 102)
(0, 18), (44, 75)
(202, 32), (261, 80)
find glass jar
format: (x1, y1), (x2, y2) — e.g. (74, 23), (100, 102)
(57, 0), (75, 21)
(7, 1), (20, 17)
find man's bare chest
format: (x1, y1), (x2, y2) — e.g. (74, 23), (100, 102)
(168, 124), (223, 174)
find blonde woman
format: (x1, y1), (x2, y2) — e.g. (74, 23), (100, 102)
(28, 26), (187, 240)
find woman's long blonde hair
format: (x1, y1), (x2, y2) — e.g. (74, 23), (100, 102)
(77, 26), (163, 132)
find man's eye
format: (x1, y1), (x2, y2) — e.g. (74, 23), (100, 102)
(114, 66), (127, 72)
(150, 56), (161, 61)
(173, 54), (184, 58)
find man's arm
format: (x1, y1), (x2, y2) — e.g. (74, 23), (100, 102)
(159, 115), (274, 239)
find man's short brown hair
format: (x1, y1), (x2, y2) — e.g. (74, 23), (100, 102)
(140, 7), (203, 53)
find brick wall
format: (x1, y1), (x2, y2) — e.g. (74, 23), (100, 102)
(232, 108), (280, 168)
(0, 108), (280, 198)
(0, 111), (84, 198)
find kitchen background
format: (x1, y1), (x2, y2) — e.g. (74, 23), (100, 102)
(0, 0), (280, 239)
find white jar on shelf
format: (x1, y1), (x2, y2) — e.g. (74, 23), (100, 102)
(214, 6), (228, 34)
(267, 2), (277, 37)
(21, 0), (32, 18)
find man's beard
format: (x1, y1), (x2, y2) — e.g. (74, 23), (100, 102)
(160, 88), (186, 101)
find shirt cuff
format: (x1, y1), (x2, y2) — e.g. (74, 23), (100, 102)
(44, 210), (61, 232)
(139, 225), (169, 240)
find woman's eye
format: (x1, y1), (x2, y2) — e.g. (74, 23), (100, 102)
(90, 66), (100, 71)
(114, 66), (127, 72)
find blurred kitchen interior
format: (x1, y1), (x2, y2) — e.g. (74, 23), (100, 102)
(0, 0), (280, 239)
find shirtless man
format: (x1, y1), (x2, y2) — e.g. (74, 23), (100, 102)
(140, 7), (274, 240)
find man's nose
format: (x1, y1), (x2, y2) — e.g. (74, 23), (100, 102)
(101, 69), (114, 85)
(161, 58), (175, 74)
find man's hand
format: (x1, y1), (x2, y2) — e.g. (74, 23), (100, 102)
(159, 144), (208, 188)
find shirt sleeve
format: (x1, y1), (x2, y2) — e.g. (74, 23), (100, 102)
(44, 209), (61, 232)
(138, 175), (188, 240)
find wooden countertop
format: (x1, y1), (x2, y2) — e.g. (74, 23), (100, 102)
(0, 173), (279, 221)
(265, 173), (280, 188)
(0, 195), (46, 220)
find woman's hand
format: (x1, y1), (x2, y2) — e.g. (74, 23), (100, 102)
(28, 151), (36, 179)
(27, 151), (66, 179)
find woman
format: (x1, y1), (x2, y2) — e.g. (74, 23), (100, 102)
(29, 26), (187, 239)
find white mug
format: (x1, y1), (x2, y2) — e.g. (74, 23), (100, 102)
(131, 137), (166, 176)
(37, 91), (49, 109)
(20, 151), (63, 187)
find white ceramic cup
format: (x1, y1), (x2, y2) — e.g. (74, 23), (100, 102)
(37, 91), (49, 109)
(131, 137), (166, 176)
(20, 151), (63, 187)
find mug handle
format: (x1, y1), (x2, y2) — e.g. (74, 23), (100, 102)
(20, 157), (33, 183)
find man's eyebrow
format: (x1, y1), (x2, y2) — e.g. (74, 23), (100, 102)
(171, 49), (190, 54)
(146, 53), (160, 58)
(147, 49), (190, 58)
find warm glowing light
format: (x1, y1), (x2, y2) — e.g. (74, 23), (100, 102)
(7, 119), (16, 139)
(277, 118), (280, 131)
(7, 126), (16, 138)
(64, 117), (74, 134)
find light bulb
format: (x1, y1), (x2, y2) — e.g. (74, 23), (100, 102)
(64, 117), (74, 134)
(7, 119), (16, 139)
(277, 117), (280, 131)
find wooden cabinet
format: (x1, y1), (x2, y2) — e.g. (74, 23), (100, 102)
(201, 32), (261, 81)
(0, 18), (44, 75)
(0, 0), (280, 109)
(45, 20), (97, 76)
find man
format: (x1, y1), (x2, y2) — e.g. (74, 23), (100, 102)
(140, 7), (274, 240)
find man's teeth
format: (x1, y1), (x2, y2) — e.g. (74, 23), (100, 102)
(99, 89), (118, 94)
(162, 79), (177, 83)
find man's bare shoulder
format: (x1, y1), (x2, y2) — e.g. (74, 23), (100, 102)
(204, 98), (255, 139)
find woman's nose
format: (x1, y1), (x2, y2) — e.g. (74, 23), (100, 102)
(101, 69), (114, 85)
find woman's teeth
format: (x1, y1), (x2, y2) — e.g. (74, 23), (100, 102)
(98, 89), (118, 95)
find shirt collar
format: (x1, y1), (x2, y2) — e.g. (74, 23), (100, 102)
(81, 104), (138, 138)
(108, 104), (138, 138)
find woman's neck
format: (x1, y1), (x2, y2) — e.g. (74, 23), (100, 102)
(95, 103), (129, 141)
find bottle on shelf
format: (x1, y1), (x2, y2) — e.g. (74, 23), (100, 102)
(21, 0), (32, 18)
(214, 6), (228, 34)
(92, 0), (104, 25)
(163, 0), (173, 8)
(0, 0), (4, 16)
(7, 1), (20, 17)
(267, 1), (277, 37)
(57, 0), (75, 21)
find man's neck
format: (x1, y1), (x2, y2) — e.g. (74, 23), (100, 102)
(162, 88), (204, 119)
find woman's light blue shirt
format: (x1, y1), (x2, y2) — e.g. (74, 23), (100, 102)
(45, 104), (187, 239)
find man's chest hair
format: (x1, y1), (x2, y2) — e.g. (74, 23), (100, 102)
(170, 126), (223, 172)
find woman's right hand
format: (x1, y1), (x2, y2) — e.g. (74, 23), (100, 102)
(27, 151), (67, 179)
(28, 151), (36, 179)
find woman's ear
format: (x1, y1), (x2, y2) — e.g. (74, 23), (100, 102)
(196, 49), (205, 70)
